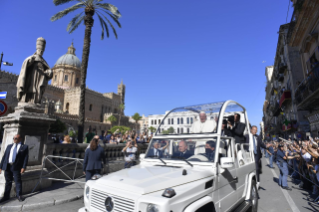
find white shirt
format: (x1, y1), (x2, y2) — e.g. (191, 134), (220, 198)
(302, 152), (312, 163)
(122, 147), (137, 162)
(190, 119), (216, 133)
(9, 142), (21, 164)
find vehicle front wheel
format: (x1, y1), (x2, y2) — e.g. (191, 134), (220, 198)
(248, 180), (258, 212)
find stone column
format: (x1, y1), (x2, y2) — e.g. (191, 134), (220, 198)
(0, 103), (55, 197)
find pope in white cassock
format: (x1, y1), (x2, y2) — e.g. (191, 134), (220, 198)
(190, 111), (217, 133)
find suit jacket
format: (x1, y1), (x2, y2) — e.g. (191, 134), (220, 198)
(230, 122), (245, 143)
(83, 146), (106, 171)
(173, 150), (193, 159)
(222, 128), (232, 137)
(0, 143), (29, 171)
(147, 148), (164, 157)
(253, 134), (266, 160)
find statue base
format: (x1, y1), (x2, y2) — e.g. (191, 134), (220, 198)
(0, 104), (55, 197)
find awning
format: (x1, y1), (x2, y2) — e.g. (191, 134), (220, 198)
(279, 90), (292, 107)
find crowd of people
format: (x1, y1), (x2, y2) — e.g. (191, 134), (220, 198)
(261, 136), (319, 195)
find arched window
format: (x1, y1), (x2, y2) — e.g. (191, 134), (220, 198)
(158, 119), (161, 124)
(187, 118), (189, 124)
(66, 102), (69, 112)
(89, 104), (93, 111)
(155, 120), (157, 125)
(177, 128), (180, 134)
(54, 75), (57, 81)
(171, 118), (174, 125)
(187, 128), (190, 133)
(177, 118), (180, 124)
(181, 128), (184, 133)
(191, 117), (194, 124)
(168, 119), (170, 125)
(64, 75), (68, 82)
(181, 118), (184, 124)
(151, 120), (154, 125)
(76, 78), (79, 84)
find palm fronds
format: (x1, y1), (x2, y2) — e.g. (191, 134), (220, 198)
(51, 0), (121, 38)
(53, 0), (76, 6)
(96, 3), (121, 18)
(96, 13), (106, 39)
(67, 12), (84, 31)
(51, 2), (85, 21)
(68, 15), (85, 33)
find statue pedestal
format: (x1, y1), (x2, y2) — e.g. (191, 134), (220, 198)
(0, 103), (55, 197)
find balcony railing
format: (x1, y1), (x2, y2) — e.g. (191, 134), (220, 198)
(277, 73), (284, 82)
(279, 62), (287, 74)
(294, 64), (319, 106)
(279, 90), (291, 107)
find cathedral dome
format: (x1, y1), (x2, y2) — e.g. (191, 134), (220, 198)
(54, 43), (81, 69)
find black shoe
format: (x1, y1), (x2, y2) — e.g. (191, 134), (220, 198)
(0, 197), (9, 204)
(282, 186), (292, 191)
(17, 196), (25, 202)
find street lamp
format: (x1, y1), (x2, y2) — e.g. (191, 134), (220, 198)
(0, 52), (13, 71)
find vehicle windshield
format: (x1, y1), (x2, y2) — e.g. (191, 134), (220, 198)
(145, 138), (217, 163)
(152, 101), (243, 135)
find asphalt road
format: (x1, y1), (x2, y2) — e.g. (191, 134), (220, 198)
(26, 158), (319, 212)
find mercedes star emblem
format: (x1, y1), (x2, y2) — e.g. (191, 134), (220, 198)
(105, 196), (114, 212)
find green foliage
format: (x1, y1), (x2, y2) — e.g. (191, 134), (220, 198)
(132, 113), (142, 122)
(107, 115), (117, 123)
(69, 130), (77, 137)
(148, 126), (157, 133)
(162, 127), (175, 135)
(119, 103), (125, 111)
(49, 119), (67, 133)
(110, 126), (131, 134)
(51, 0), (121, 39)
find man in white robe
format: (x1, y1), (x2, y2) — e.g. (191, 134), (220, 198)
(190, 111), (217, 133)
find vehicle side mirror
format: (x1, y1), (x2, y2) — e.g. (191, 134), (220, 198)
(220, 157), (234, 168)
(139, 153), (145, 160)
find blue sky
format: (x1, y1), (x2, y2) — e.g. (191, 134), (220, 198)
(0, 0), (293, 131)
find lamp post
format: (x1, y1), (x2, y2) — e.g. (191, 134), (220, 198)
(0, 52), (13, 71)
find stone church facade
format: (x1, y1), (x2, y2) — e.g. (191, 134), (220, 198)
(0, 43), (128, 135)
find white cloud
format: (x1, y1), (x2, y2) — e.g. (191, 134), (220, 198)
(262, 61), (266, 63)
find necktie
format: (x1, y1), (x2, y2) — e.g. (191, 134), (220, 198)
(253, 136), (257, 155)
(12, 144), (18, 163)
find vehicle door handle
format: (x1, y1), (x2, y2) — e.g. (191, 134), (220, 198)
(233, 177), (238, 182)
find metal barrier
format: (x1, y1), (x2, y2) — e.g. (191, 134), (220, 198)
(32, 155), (86, 193)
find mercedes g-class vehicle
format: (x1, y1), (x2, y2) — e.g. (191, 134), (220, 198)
(79, 101), (258, 212)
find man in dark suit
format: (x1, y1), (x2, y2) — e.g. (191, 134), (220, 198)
(221, 120), (232, 137)
(173, 140), (193, 159)
(251, 125), (269, 189)
(228, 114), (246, 144)
(0, 134), (29, 202)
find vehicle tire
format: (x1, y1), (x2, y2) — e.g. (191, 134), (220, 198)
(247, 180), (258, 212)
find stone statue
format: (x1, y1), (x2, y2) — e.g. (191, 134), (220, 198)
(17, 37), (53, 105)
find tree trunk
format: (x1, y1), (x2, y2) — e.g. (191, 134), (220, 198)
(77, 13), (94, 143)
(118, 114), (121, 126)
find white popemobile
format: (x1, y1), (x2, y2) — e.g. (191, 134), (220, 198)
(78, 101), (258, 212)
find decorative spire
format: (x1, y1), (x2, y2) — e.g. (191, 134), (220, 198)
(67, 42), (76, 55)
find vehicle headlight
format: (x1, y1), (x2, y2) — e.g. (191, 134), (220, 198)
(162, 188), (176, 198)
(147, 204), (159, 212)
(85, 186), (90, 200)
(91, 174), (102, 180)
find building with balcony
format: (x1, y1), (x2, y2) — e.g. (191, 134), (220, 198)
(288, 0), (319, 136)
(263, 22), (308, 140)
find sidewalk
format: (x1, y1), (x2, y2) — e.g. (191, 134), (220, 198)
(0, 180), (85, 212)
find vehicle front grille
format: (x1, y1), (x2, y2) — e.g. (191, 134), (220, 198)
(91, 189), (135, 212)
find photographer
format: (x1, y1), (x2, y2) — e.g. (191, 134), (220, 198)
(122, 141), (138, 168)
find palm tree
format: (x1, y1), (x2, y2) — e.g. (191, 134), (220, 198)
(107, 115), (117, 128)
(148, 126), (156, 134)
(51, 0), (122, 143)
(118, 103), (125, 126)
(132, 113), (142, 131)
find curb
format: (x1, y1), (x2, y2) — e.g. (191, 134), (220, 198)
(0, 195), (83, 212)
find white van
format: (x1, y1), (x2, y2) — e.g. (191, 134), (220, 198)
(79, 101), (258, 212)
